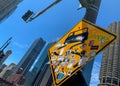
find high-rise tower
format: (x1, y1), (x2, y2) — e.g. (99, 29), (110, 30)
(99, 22), (120, 86)
(24, 42), (54, 86)
(15, 38), (46, 75)
(0, 0), (22, 22)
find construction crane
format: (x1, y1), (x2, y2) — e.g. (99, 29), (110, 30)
(0, 37), (12, 59)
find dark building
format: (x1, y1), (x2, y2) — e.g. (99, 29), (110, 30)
(99, 22), (120, 86)
(15, 38), (46, 75)
(0, 0), (22, 22)
(24, 42), (54, 86)
(34, 64), (52, 86)
(0, 78), (13, 86)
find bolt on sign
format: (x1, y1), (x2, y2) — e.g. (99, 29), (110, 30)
(48, 20), (117, 86)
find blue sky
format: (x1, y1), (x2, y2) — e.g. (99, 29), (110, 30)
(0, 0), (120, 85)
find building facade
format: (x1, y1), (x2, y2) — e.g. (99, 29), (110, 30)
(0, 63), (16, 79)
(34, 64), (52, 86)
(7, 68), (25, 85)
(0, 0), (22, 22)
(15, 38), (46, 75)
(0, 64), (7, 73)
(0, 78), (13, 86)
(99, 22), (120, 86)
(24, 42), (54, 86)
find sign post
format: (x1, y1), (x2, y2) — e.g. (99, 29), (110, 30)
(48, 20), (117, 86)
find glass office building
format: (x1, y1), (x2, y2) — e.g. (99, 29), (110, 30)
(24, 42), (54, 86)
(16, 38), (46, 75)
(0, 0), (22, 22)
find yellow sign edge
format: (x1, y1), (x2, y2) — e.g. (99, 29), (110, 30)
(48, 19), (117, 86)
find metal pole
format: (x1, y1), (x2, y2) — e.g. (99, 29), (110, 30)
(79, 0), (101, 85)
(30, 0), (62, 21)
(83, 0), (101, 23)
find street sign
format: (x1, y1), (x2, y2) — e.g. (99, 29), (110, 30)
(48, 20), (117, 86)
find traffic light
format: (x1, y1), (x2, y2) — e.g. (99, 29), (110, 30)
(22, 10), (34, 22)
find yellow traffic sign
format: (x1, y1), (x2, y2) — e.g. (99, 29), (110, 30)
(48, 20), (117, 86)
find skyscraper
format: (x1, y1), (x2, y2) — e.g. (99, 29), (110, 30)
(34, 63), (52, 86)
(15, 38), (46, 75)
(24, 42), (54, 86)
(0, 0), (22, 22)
(32, 42), (53, 77)
(99, 22), (120, 86)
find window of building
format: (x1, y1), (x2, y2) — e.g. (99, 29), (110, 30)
(103, 77), (106, 83)
(113, 79), (118, 85)
(106, 77), (111, 83)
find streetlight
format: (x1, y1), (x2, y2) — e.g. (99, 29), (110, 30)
(22, 0), (62, 23)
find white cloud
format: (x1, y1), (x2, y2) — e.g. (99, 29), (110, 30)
(51, 37), (60, 42)
(13, 42), (29, 49)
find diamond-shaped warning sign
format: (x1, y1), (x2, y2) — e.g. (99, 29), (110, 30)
(48, 20), (117, 86)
